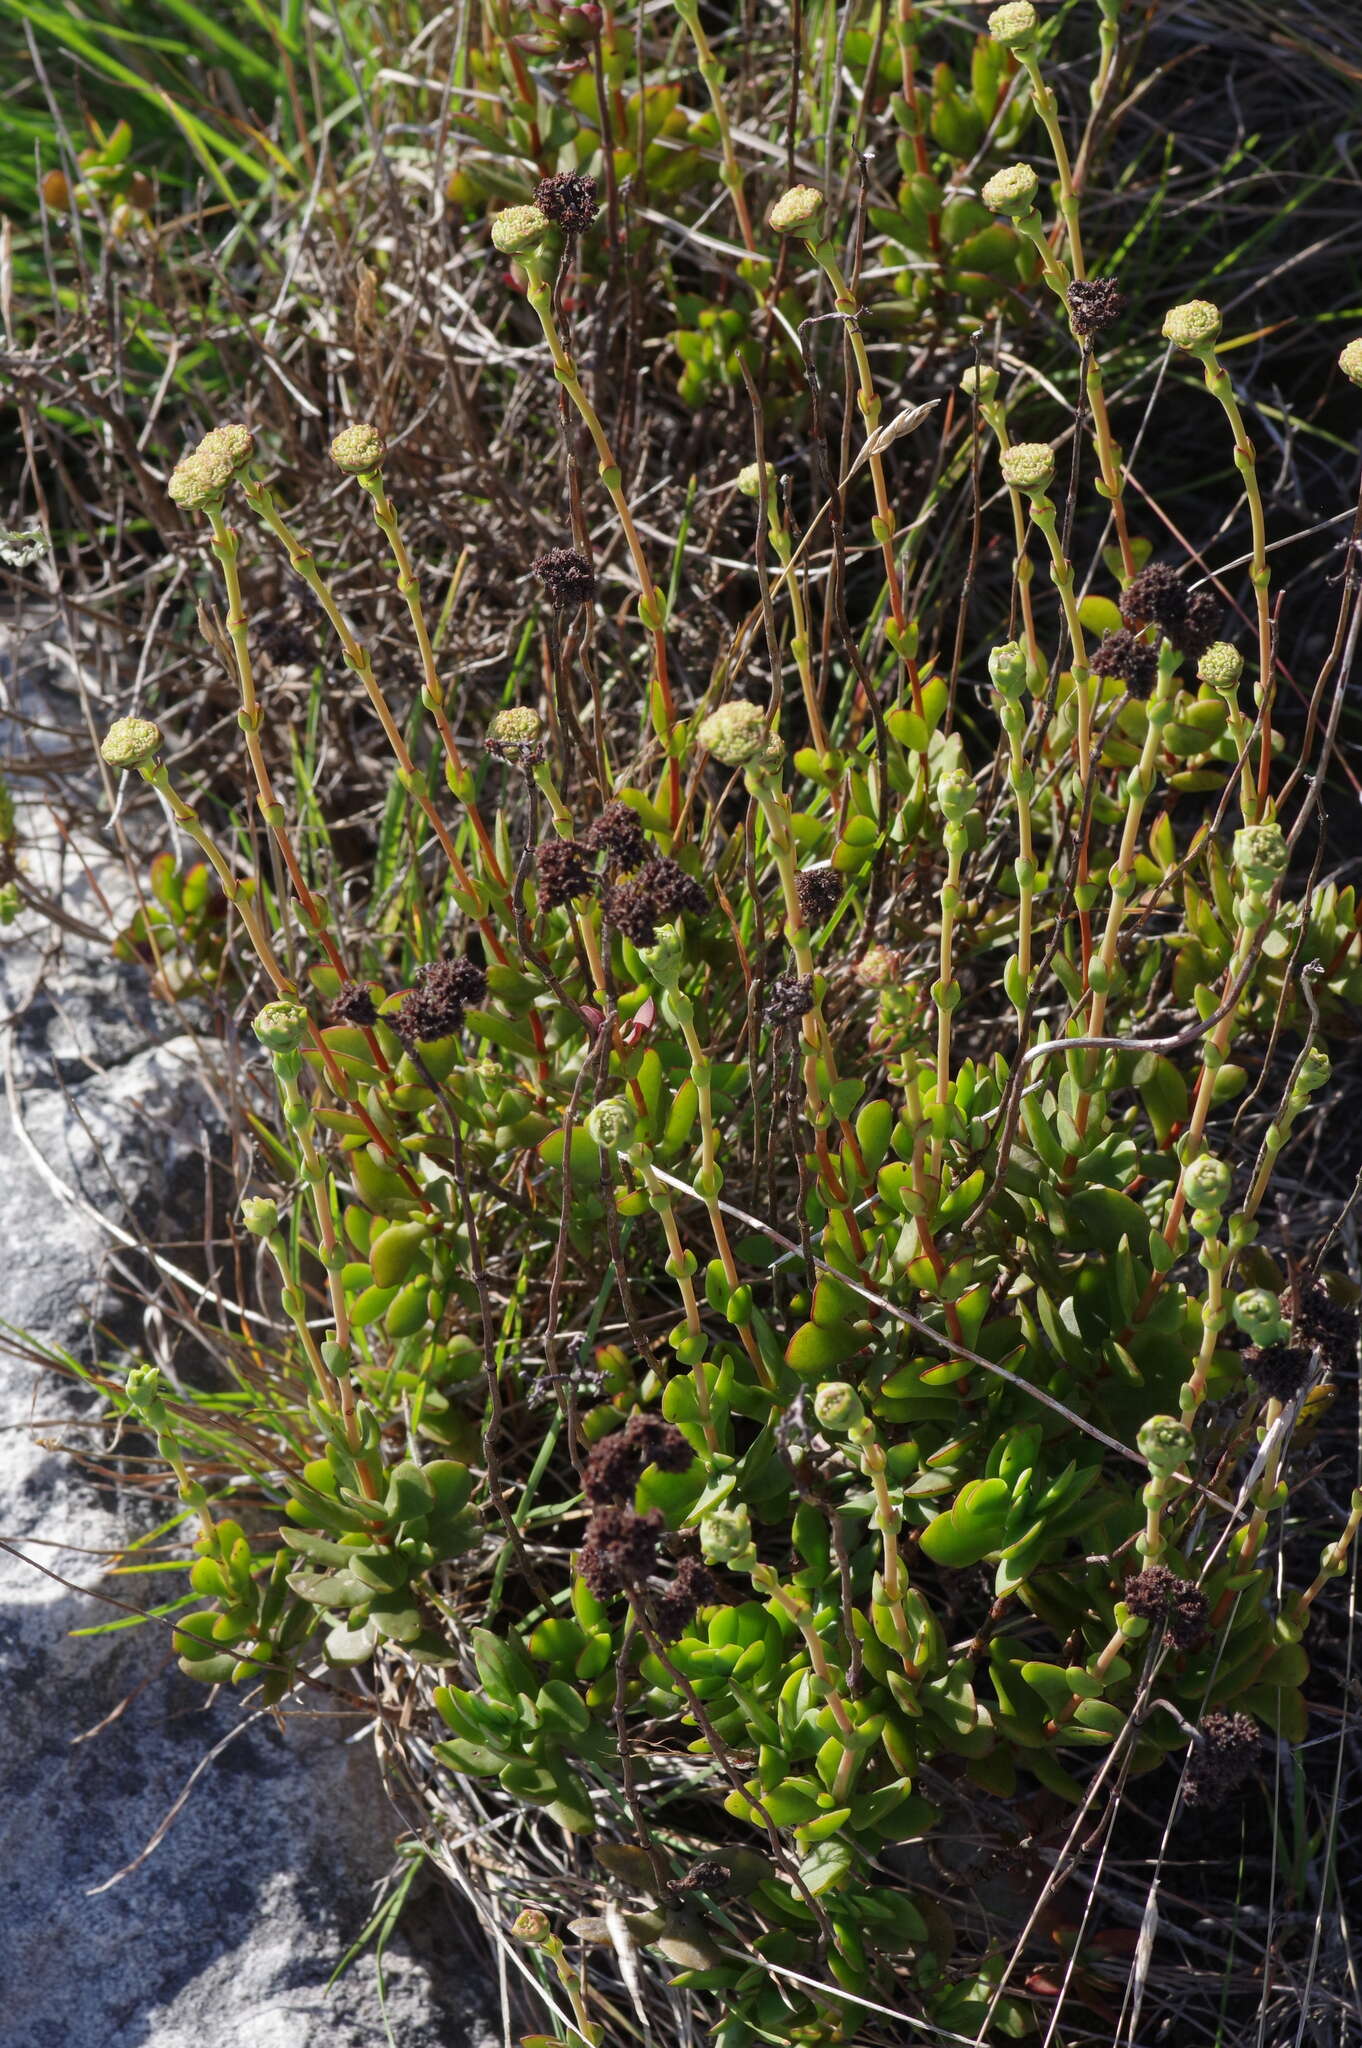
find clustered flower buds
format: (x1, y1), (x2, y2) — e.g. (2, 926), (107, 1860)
(585, 1096), (637, 1151)
(533, 170), (599, 234)
(1137, 1415), (1193, 1475)
(987, 0), (1038, 47)
(998, 440), (1055, 493)
(240, 1196), (280, 1237)
(1184, 1710), (1259, 1807)
(329, 422), (385, 475)
(532, 546), (595, 610)
(100, 716), (163, 771)
(981, 164), (1039, 219)
(855, 943), (901, 989)
(1162, 299), (1222, 353)
(696, 700), (770, 767)
(1119, 563), (1219, 658)
(959, 363), (1000, 402)
(252, 1000), (310, 1052)
(536, 837), (596, 908)
(1123, 1565), (1208, 1649)
(1066, 277), (1126, 339)
(490, 204), (549, 256)
(1197, 641), (1244, 691)
(485, 707), (546, 763)
(1231, 823), (1289, 890)
(168, 423), (255, 509)
(1339, 338), (1362, 387)
(768, 185), (824, 237)
(1090, 627), (1158, 697)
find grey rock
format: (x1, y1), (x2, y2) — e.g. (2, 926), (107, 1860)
(0, 624), (496, 2048)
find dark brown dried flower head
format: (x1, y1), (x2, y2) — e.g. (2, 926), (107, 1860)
(1120, 562), (1187, 637)
(1119, 564), (1218, 658)
(579, 1505), (663, 1598)
(582, 1432), (643, 1508)
(643, 855), (708, 922)
(1090, 627), (1158, 697)
(582, 1413), (693, 1508)
(623, 1411), (694, 1472)
(602, 876), (661, 948)
(1244, 1341), (1312, 1404)
(395, 957), (486, 1044)
(536, 837), (596, 909)
(1066, 277), (1125, 339)
(395, 984), (460, 1046)
(1180, 590), (1221, 660)
(1184, 1711), (1259, 1807)
(1294, 1278), (1358, 1375)
(765, 974), (815, 1027)
(532, 546), (595, 610)
(796, 867), (843, 926)
(1123, 1565), (1208, 1650)
(327, 982), (380, 1029)
(586, 800), (649, 870)
(670, 1857), (732, 1896)
(431, 955), (488, 1008)
(653, 1556), (721, 1641)
(534, 170), (599, 235)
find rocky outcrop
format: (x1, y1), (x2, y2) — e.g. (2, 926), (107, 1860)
(0, 622), (495, 2047)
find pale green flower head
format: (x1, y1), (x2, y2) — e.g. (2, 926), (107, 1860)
(252, 1000), (310, 1053)
(330, 423), (386, 475)
(490, 204), (549, 256)
(1339, 338), (1362, 387)
(768, 185), (824, 237)
(486, 707), (544, 756)
(988, 1), (1038, 49)
(100, 717), (163, 771)
(813, 1381), (864, 1432)
(1162, 300), (1221, 352)
(936, 765), (976, 822)
(700, 1502), (755, 1566)
(1197, 642), (1243, 691)
(999, 440), (1055, 493)
(959, 364), (1000, 402)
(988, 641), (1028, 696)
(1137, 1415), (1193, 1476)
(1183, 1153), (1231, 1213)
(240, 1196), (280, 1237)
(1232, 822), (1288, 888)
(736, 462), (766, 500)
(585, 1096), (637, 1152)
(981, 163), (1039, 218)
(854, 943), (900, 989)
(168, 423), (254, 509)
(1232, 1286), (1287, 1346)
(697, 700), (769, 766)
